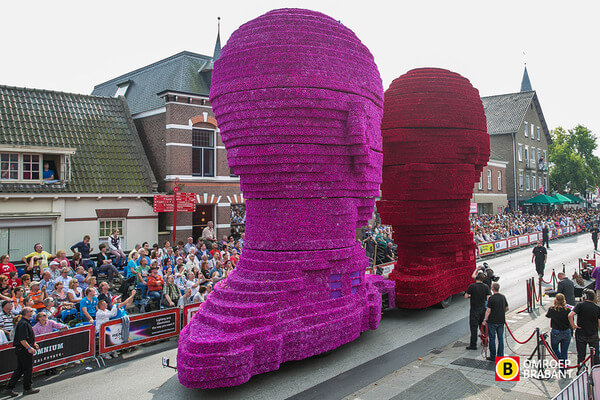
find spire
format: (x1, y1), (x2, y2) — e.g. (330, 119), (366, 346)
(520, 65), (532, 92)
(213, 17), (221, 61)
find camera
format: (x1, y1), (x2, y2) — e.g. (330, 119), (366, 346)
(480, 262), (500, 282)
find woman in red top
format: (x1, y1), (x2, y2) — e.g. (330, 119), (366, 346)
(0, 255), (16, 275)
(147, 267), (165, 306)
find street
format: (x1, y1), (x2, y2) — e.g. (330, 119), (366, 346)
(12, 233), (595, 400)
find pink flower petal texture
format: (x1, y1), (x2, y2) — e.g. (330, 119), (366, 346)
(377, 68), (490, 309)
(177, 8), (384, 389)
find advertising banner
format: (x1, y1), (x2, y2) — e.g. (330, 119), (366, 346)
(183, 303), (201, 326)
(577, 226), (582, 233)
(529, 234), (539, 242)
(470, 203), (477, 214)
(570, 226), (576, 234)
(558, 228), (563, 236)
(508, 238), (519, 248)
(99, 308), (180, 354)
(0, 325), (95, 382)
(518, 235), (529, 246)
(494, 240), (508, 252)
(478, 243), (494, 255)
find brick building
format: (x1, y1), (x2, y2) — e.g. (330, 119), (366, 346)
(91, 28), (245, 243)
(472, 159), (508, 214)
(481, 67), (551, 209)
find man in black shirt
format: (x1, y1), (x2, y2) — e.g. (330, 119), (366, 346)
(542, 225), (550, 248)
(4, 307), (40, 397)
(483, 282), (509, 360)
(532, 241), (548, 278)
(464, 271), (491, 350)
(591, 224), (599, 251)
(569, 290), (600, 367)
(556, 272), (576, 306)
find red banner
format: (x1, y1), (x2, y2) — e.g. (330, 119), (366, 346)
(99, 308), (180, 354)
(153, 193), (196, 212)
(0, 325), (95, 382)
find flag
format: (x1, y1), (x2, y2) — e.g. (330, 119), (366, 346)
(537, 186), (545, 194)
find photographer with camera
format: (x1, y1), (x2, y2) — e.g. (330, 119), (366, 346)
(556, 272), (576, 307)
(471, 263), (499, 289)
(465, 267), (491, 350)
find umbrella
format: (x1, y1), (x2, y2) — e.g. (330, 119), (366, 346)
(522, 194), (562, 205)
(563, 193), (585, 203)
(552, 193), (573, 204)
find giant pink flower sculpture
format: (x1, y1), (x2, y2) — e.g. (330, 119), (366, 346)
(377, 68), (489, 309)
(177, 8), (384, 388)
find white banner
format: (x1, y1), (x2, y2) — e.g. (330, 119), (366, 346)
(518, 235), (529, 246)
(494, 240), (508, 251)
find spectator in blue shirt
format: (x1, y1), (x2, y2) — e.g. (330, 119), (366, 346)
(70, 235), (96, 272)
(42, 162), (55, 180)
(80, 288), (98, 324)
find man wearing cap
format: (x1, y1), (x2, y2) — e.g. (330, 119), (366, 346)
(4, 307), (40, 396)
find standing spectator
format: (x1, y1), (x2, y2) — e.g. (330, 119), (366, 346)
(147, 267), (165, 306)
(5, 307), (40, 396)
(0, 255), (16, 276)
(96, 244), (122, 282)
(592, 224), (599, 252)
(569, 290), (600, 368)
(21, 243), (54, 272)
(542, 224), (550, 248)
(32, 312), (67, 335)
(162, 275), (181, 308)
(465, 270), (491, 350)
(363, 235), (376, 263)
(183, 237), (196, 255)
(546, 293), (571, 369)
(556, 272), (576, 306)
(70, 235), (96, 272)
(107, 229), (126, 267)
(531, 241), (548, 278)
(202, 221), (216, 247)
(483, 282), (509, 361)
(80, 288), (98, 325)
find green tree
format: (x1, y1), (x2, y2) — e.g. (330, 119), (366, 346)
(549, 125), (600, 194)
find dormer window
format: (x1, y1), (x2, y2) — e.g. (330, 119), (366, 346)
(0, 146), (75, 184)
(114, 82), (130, 98)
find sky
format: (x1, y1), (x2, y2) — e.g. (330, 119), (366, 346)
(1, 0), (599, 139)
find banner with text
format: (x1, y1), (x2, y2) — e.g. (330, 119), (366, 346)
(99, 308), (180, 354)
(0, 325), (95, 382)
(183, 303), (201, 326)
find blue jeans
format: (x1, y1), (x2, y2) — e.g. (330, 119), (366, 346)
(136, 282), (148, 299)
(82, 259), (96, 274)
(148, 290), (162, 302)
(488, 323), (504, 358)
(551, 329), (571, 363)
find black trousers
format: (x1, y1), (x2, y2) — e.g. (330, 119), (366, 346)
(543, 237), (550, 248)
(593, 237), (598, 251)
(7, 348), (33, 391)
(469, 308), (485, 347)
(575, 334), (600, 366)
(535, 262), (545, 277)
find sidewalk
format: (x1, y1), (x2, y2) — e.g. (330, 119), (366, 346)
(344, 291), (581, 400)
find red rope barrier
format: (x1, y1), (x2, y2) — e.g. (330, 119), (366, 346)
(505, 322), (537, 344)
(540, 334), (593, 369)
(540, 272), (555, 284)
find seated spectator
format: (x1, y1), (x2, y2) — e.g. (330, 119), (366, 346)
(209, 251), (222, 270)
(11, 287), (25, 315)
(55, 267), (73, 289)
(193, 286), (208, 303)
(147, 267), (165, 305)
(153, 243), (164, 260)
(28, 282), (46, 310)
(97, 282), (115, 308)
(0, 275), (12, 301)
(53, 249), (69, 266)
(23, 297), (38, 325)
(96, 243), (122, 282)
(135, 256), (151, 299)
(209, 263), (225, 282)
(70, 252), (84, 271)
(162, 275), (181, 308)
(95, 290), (136, 333)
(197, 243), (211, 259)
(0, 300), (14, 338)
(42, 162), (55, 180)
(128, 244), (142, 261)
(39, 271), (54, 293)
(162, 257), (175, 276)
(21, 243), (54, 272)
(185, 272), (200, 298)
(177, 288), (193, 308)
(136, 248), (151, 266)
(32, 311), (67, 335)
(51, 281), (69, 306)
(0, 255), (16, 276)
(230, 249), (240, 267)
(66, 279), (83, 306)
(80, 288), (98, 324)
(234, 240), (243, 255)
(40, 298), (59, 320)
(7, 271), (20, 288)
(87, 276), (99, 296)
(183, 237), (196, 255)
(108, 229), (127, 268)
(48, 261), (61, 281)
(185, 253), (199, 273)
(20, 274), (32, 295)
(74, 266), (92, 290)
(163, 247), (176, 266)
(70, 235), (96, 272)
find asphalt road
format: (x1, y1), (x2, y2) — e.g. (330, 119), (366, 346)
(7, 233), (595, 400)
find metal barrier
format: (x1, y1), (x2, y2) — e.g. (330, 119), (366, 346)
(552, 369), (590, 400)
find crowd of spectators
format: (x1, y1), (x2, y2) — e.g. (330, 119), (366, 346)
(0, 221), (243, 351)
(471, 209), (600, 244)
(362, 224), (397, 265)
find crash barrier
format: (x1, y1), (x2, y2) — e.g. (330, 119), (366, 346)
(552, 370), (591, 400)
(0, 305), (204, 381)
(0, 325), (96, 381)
(366, 261), (395, 275)
(476, 225), (583, 258)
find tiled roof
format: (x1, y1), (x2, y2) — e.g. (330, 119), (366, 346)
(481, 90), (551, 144)
(92, 51), (213, 115)
(0, 85), (157, 194)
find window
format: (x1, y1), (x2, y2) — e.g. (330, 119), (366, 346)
(478, 172), (483, 190)
(530, 148), (536, 167)
(0, 153), (19, 180)
(519, 171), (524, 190)
(545, 175), (548, 190)
(537, 126), (541, 141)
(531, 124), (536, 140)
(532, 171), (537, 190)
(526, 173), (531, 191)
(487, 170), (492, 190)
(192, 129), (215, 177)
(524, 122), (528, 137)
(539, 175), (543, 190)
(114, 83), (130, 98)
(524, 146), (529, 163)
(22, 154), (40, 180)
(518, 144), (523, 162)
(497, 171), (502, 191)
(99, 219), (124, 238)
